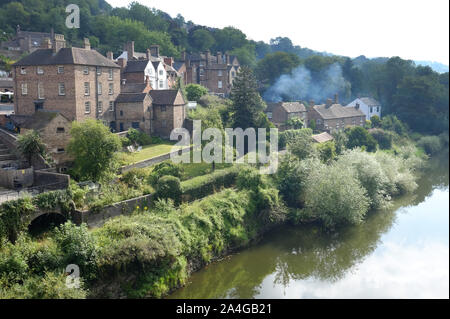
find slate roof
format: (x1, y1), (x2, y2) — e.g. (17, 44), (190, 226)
(173, 62), (185, 72)
(13, 48), (120, 68)
(120, 83), (149, 94)
(115, 93), (149, 103)
(123, 59), (149, 73)
(280, 102), (306, 113)
(312, 132), (334, 143)
(150, 90), (184, 105)
(359, 97), (381, 106)
(313, 103), (365, 119)
(10, 111), (68, 130)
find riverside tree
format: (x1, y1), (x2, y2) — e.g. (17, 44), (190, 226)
(16, 130), (47, 165)
(68, 120), (121, 182)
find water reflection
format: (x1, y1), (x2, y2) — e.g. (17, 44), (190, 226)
(168, 152), (449, 299)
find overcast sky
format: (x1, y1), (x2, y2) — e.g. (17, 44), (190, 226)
(106, 0), (449, 65)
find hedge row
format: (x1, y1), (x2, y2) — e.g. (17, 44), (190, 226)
(180, 166), (241, 202)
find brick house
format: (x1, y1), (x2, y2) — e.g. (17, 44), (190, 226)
(10, 110), (72, 166)
(180, 51), (240, 97)
(1, 25), (53, 53)
(115, 92), (152, 134)
(267, 102), (308, 129)
(149, 90), (186, 138)
(308, 95), (366, 133)
(12, 35), (121, 126)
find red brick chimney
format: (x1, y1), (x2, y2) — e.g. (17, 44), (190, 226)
(164, 57), (173, 67)
(125, 41), (135, 60)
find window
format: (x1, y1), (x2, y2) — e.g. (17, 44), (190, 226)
(377, 106), (380, 112)
(97, 67), (102, 75)
(108, 68), (113, 80)
(38, 83), (44, 99)
(218, 81), (223, 89)
(83, 67), (89, 75)
(119, 110), (123, 116)
(85, 101), (91, 114)
(56, 148), (65, 153)
(159, 69), (163, 76)
(56, 127), (65, 133)
(132, 122), (140, 129)
(370, 107), (373, 113)
(20, 67), (26, 74)
(58, 83), (65, 96)
(231, 71), (236, 77)
(159, 80), (164, 88)
(21, 83), (28, 95)
(84, 82), (90, 96)
(37, 67), (44, 74)
(267, 112), (272, 119)
(218, 70), (223, 76)
(97, 101), (103, 113)
(98, 82), (102, 95)
(162, 119), (167, 128)
(58, 66), (64, 74)
(108, 83), (114, 95)
(161, 106), (166, 112)
(109, 101), (114, 112)
(199, 69), (204, 76)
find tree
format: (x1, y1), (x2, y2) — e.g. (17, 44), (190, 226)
(369, 129), (393, 150)
(371, 115), (381, 128)
(285, 117), (304, 130)
(185, 84), (208, 101)
(256, 52), (301, 85)
(288, 129), (317, 160)
(213, 27), (247, 52)
(316, 141), (336, 163)
(230, 66), (266, 130)
(68, 120), (121, 182)
(17, 130), (47, 165)
(345, 126), (378, 152)
(190, 29), (215, 52)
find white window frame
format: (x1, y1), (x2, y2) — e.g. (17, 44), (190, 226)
(218, 81), (223, 89)
(109, 101), (114, 112)
(218, 70), (223, 77)
(85, 101), (91, 114)
(108, 68), (113, 80)
(38, 82), (44, 99)
(20, 67), (27, 75)
(57, 66), (64, 74)
(84, 82), (90, 96)
(58, 83), (66, 96)
(37, 67), (44, 75)
(83, 66), (89, 75)
(98, 101), (103, 113)
(159, 80), (164, 88)
(98, 82), (102, 95)
(108, 83), (114, 95)
(21, 83), (28, 95)
(97, 67), (102, 76)
(159, 69), (164, 76)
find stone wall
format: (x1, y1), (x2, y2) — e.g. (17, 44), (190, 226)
(33, 169), (70, 187)
(0, 167), (34, 188)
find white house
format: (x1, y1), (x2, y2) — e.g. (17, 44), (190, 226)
(346, 97), (382, 120)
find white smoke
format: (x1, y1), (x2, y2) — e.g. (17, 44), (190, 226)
(264, 63), (351, 103)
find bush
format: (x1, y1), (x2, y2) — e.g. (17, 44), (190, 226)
(345, 126), (378, 152)
(279, 128), (313, 150)
(417, 136), (443, 155)
(127, 128), (152, 146)
(236, 166), (263, 191)
(185, 84), (208, 101)
(155, 176), (182, 205)
(181, 167), (239, 202)
(369, 128), (394, 150)
(284, 128), (317, 159)
(316, 141), (336, 163)
(121, 168), (149, 189)
(381, 115), (408, 136)
(148, 162), (183, 186)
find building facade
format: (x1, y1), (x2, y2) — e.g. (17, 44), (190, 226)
(346, 97), (382, 120)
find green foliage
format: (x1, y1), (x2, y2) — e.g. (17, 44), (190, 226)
(345, 126), (378, 152)
(369, 128), (393, 150)
(285, 117), (304, 130)
(190, 29), (215, 52)
(68, 120), (122, 182)
(316, 141), (337, 163)
(0, 197), (35, 244)
(148, 162), (183, 186)
(286, 128), (317, 159)
(381, 115), (408, 136)
(371, 115), (382, 128)
(256, 51), (301, 86)
(127, 128), (152, 146)
(17, 130), (47, 164)
(155, 176), (182, 205)
(332, 130), (348, 155)
(417, 136), (443, 155)
(121, 168), (149, 189)
(185, 84), (208, 102)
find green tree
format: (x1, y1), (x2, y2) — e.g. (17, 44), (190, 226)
(316, 141), (337, 163)
(17, 130), (47, 165)
(185, 84), (208, 101)
(371, 115), (381, 128)
(190, 29), (215, 52)
(288, 129), (317, 160)
(68, 120), (121, 182)
(256, 52), (301, 85)
(345, 126), (378, 152)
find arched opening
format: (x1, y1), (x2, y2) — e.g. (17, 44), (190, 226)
(28, 213), (67, 238)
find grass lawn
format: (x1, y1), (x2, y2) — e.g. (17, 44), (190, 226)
(181, 162), (232, 180)
(118, 142), (178, 165)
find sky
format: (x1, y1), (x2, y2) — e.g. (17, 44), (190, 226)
(106, 0), (449, 65)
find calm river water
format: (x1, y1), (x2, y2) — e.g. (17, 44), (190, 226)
(168, 151), (449, 299)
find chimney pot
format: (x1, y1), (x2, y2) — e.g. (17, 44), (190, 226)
(52, 34), (66, 53)
(150, 45), (160, 58)
(107, 51), (114, 60)
(84, 38), (91, 50)
(334, 93), (339, 104)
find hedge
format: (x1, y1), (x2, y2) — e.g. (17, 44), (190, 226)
(180, 167), (240, 202)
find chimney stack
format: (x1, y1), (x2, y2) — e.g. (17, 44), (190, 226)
(325, 98), (333, 108)
(106, 51), (114, 60)
(182, 51), (187, 61)
(309, 100), (315, 107)
(118, 58), (127, 70)
(334, 93), (339, 104)
(150, 45), (160, 58)
(125, 41), (135, 60)
(52, 34), (66, 53)
(205, 50), (210, 66)
(164, 57), (173, 67)
(83, 38), (91, 50)
(146, 49), (151, 60)
(217, 52), (223, 64)
(355, 103), (360, 110)
(41, 37), (52, 49)
(225, 53), (230, 65)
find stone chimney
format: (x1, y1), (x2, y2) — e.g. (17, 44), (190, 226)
(83, 38), (91, 50)
(146, 49), (151, 60)
(355, 103), (360, 110)
(334, 93), (339, 104)
(181, 51), (187, 61)
(125, 41), (135, 60)
(309, 100), (315, 107)
(225, 53), (230, 65)
(106, 51), (114, 60)
(217, 52), (223, 64)
(150, 45), (160, 58)
(118, 58), (127, 70)
(325, 98), (333, 108)
(205, 50), (210, 66)
(164, 57), (173, 67)
(41, 37), (52, 49)
(52, 34), (66, 53)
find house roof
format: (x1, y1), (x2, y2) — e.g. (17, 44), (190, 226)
(150, 90), (185, 105)
(313, 103), (365, 119)
(173, 61), (185, 72)
(13, 48), (120, 68)
(359, 97), (381, 106)
(265, 103), (278, 113)
(123, 59), (150, 73)
(120, 83), (149, 94)
(115, 93), (149, 103)
(11, 111), (68, 131)
(312, 132), (334, 143)
(281, 102), (306, 113)
(152, 61), (161, 70)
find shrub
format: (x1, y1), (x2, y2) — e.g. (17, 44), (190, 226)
(286, 129), (317, 159)
(417, 136), (443, 155)
(127, 128), (152, 146)
(316, 141), (337, 163)
(17, 130), (47, 165)
(185, 84), (208, 101)
(279, 128), (313, 150)
(148, 162), (183, 186)
(181, 167), (239, 202)
(381, 115), (408, 136)
(0, 196), (35, 244)
(236, 166), (263, 191)
(345, 126), (378, 152)
(369, 128), (393, 150)
(371, 115), (381, 128)
(155, 176), (182, 205)
(121, 168), (149, 189)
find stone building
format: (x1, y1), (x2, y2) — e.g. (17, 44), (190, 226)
(179, 51), (240, 97)
(115, 92), (152, 134)
(149, 90), (186, 138)
(308, 95), (366, 133)
(12, 35), (121, 126)
(267, 102), (308, 129)
(1, 25), (53, 53)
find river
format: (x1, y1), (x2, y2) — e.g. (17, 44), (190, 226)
(168, 151), (449, 299)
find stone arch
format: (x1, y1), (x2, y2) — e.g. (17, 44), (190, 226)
(27, 211), (68, 236)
